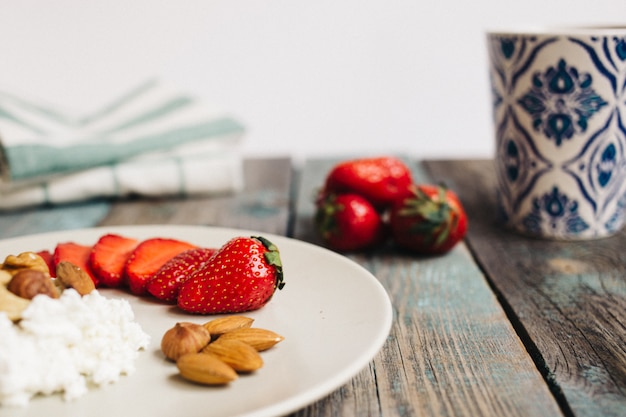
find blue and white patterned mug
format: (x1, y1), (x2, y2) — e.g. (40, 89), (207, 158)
(487, 27), (626, 239)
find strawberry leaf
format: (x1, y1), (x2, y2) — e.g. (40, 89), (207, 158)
(399, 185), (455, 248)
(252, 236), (285, 290)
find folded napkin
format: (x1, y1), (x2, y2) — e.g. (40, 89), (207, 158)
(0, 80), (245, 210)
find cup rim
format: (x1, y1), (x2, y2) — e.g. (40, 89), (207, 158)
(486, 25), (626, 36)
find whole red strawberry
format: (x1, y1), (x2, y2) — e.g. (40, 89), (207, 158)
(324, 156), (413, 208)
(146, 247), (217, 302)
(389, 184), (468, 254)
(177, 236), (284, 314)
(315, 193), (385, 252)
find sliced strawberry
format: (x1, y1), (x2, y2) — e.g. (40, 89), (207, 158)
(177, 236), (285, 314)
(146, 247), (217, 302)
(89, 233), (139, 287)
(125, 238), (197, 295)
(53, 242), (97, 285)
(36, 250), (56, 277)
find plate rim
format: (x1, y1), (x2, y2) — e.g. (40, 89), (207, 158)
(0, 224), (393, 417)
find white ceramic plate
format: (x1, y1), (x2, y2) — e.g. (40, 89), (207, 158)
(0, 225), (392, 417)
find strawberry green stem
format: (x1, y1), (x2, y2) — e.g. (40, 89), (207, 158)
(252, 236), (285, 290)
(399, 186), (457, 248)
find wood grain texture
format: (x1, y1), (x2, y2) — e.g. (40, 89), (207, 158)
(0, 158), (292, 239)
(423, 159), (626, 417)
(0, 201), (111, 239)
(98, 158), (292, 235)
(5, 157), (617, 416)
(288, 158), (562, 417)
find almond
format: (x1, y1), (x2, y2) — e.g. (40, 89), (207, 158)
(203, 315), (254, 337)
(176, 353), (238, 385)
(217, 327), (284, 351)
(202, 338), (263, 372)
(55, 261), (95, 296)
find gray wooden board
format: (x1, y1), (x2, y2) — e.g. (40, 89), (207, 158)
(0, 157), (575, 416)
(0, 201), (111, 239)
(288, 158), (562, 416)
(0, 158), (292, 239)
(423, 159), (626, 417)
(97, 158), (292, 235)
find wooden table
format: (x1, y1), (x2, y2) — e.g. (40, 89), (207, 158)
(0, 157), (624, 417)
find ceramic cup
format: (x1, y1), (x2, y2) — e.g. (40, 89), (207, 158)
(487, 27), (626, 239)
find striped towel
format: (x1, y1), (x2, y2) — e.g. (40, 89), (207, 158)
(0, 80), (245, 210)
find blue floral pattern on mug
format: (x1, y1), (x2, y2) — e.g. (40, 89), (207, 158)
(605, 191), (626, 232)
(562, 111), (626, 213)
(613, 36), (626, 61)
(597, 142), (617, 187)
(517, 59), (608, 146)
(488, 30), (626, 238)
(522, 187), (589, 235)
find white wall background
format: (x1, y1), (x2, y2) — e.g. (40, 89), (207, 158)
(1, 0), (624, 161)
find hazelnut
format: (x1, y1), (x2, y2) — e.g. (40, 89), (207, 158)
(0, 270), (31, 321)
(161, 322), (211, 361)
(7, 269), (60, 300)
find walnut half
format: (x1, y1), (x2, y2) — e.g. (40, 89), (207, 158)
(2, 252), (50, 276)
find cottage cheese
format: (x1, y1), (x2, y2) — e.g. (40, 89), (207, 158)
(0, 289), (150, 407)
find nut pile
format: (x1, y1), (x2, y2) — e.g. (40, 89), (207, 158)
(161, 316), (284, 385)
(0, 252), (95, 321)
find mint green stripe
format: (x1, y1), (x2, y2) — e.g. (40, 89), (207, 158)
(0, 140), (9, 182)
(100, 96), (193, 134)
(174, 156), (186, 195)
(110, 163), (121, 196)
(0, 91), (74, 126)
(0, 107), (48, 135)
(42, 183), (51, 205)
(78, 79), (158, 125)
(6, 117), (245, 180)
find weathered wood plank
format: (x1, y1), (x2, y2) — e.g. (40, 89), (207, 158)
(289, 158), (562, 417)
(0, 201), (112, 239)
(0, 158), (292, 238)
(98, 157), (292, 235)
(423, 159), (626, 417)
